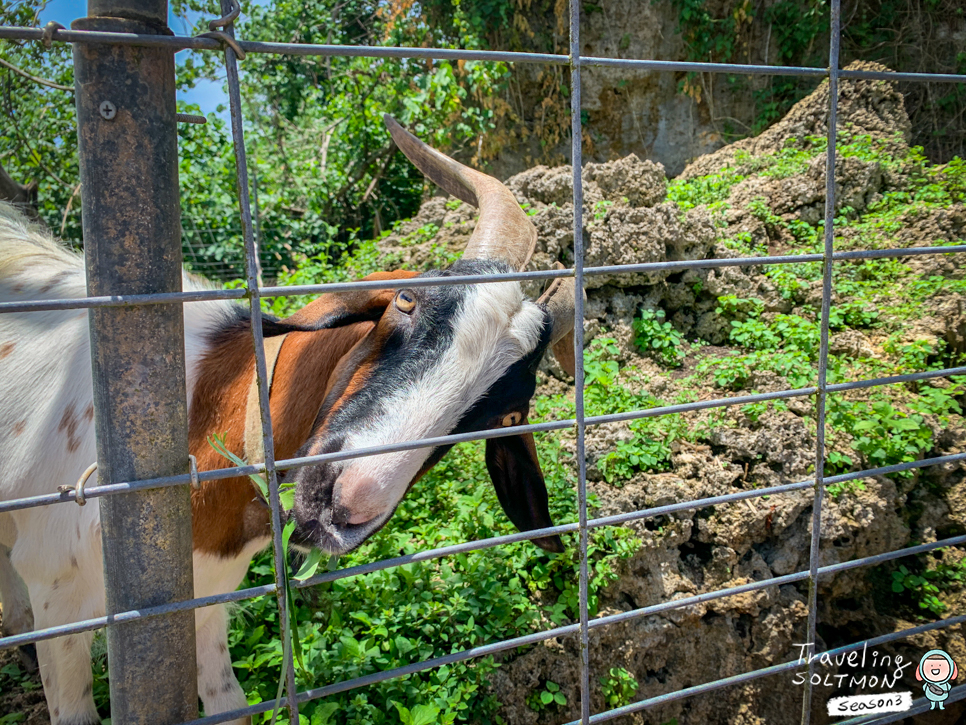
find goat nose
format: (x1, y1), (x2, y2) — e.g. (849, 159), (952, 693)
(334, 469), (382, 525)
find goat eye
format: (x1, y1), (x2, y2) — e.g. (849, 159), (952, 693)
(394, 290), (416, 313)
(501, 412), (522, 427)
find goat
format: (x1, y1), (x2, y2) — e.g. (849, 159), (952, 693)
(0, 116), (577, 725)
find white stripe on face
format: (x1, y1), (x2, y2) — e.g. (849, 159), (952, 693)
(332, 280), (547, 524)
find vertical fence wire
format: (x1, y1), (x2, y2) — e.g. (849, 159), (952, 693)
(569, 0), (591, 721)
(218, 0), (300, 719)
(800, 1), (842, 722)
(3, 8), (966, 724)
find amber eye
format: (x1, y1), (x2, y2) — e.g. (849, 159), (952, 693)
(502, 411), (523, 427)
(394, 290), (416, 313)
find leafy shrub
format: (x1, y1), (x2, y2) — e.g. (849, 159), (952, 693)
(217, 409), (641, 724)
(700, 295), (824, 389)
(766, 264), (813, 301)
(633, 309), (687, 367)
(600, 667), (638, 709)
(666, 168), (745, 210)
(826, 395), (937, 475)
(891, 557), (966, 618)
(720, 230), (765, 256)
(882, 336), (944, 373)
(825, 476), (864, 499)
(527, 681), (567, 712)
(598, 414), (688, 484)
(829, 301), (879, 330)
(698, 349), (815, 390)
(741, 399), (789, 424)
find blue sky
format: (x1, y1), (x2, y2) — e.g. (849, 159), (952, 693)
(40, 0), (230, 118)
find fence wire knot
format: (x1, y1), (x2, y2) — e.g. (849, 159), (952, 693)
(197, 0), (246, 60)
(189, 454), (201, 490)
(41, 21), (64, 49)
(57, 461), (96, 506)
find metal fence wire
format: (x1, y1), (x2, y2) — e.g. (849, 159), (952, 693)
(2, 0), (966, 723)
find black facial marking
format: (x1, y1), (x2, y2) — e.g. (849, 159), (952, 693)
(451, 315), (552, 436)
(309, 259), (513, 437)
(290, 258), (556, 554)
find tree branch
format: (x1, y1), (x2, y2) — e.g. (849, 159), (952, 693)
(0, 57), (73, 92)
(0, 159), (39, 219)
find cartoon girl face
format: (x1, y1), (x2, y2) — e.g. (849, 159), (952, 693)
(924, 656), (952, 683)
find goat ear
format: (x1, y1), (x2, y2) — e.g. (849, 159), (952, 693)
(485, 427), (564, 553)
(551, 337), (577, 378)
(274, 270), (420, 332)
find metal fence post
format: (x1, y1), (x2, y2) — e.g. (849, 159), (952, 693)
(72, 0), (198, 722)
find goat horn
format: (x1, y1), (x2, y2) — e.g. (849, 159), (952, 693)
(536, 265), (583, 378)
(384, 115), (536, 271)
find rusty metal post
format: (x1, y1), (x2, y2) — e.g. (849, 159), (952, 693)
(72, 0), (198, 722)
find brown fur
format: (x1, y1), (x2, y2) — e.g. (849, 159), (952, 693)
(58, 404), (82, 454)
(189, 271), (418, 559)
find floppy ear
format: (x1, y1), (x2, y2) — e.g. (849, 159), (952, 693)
(269, 270), (420, 334)
(551, 337), (577, 379)
(485, 425), (564, 553)
(536, 269), (582, 378)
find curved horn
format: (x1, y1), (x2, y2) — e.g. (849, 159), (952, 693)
(384, 115), (536, 271)
(537, 268), (582, 378)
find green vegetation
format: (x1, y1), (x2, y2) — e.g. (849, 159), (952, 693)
(633, 309), (687, 367)
(188, 376), (644, 725)
(216, 431), (640, 724)
(600, 667), (639, 709)
(2, 0), (515, 276)
(578, 337), (720, 485)
(666, 0), (965, 154)
(5, 2), (966, 720)
(526, 680), (567, 713)
(666, 167), (744, 211)
(667, 132), (966, 494)
(890, 556), (966, 617)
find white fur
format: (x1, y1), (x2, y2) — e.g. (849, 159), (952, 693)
(331, 280), (546, 534)
(0, 205), (252, 725)
(0, 205), (548, 720)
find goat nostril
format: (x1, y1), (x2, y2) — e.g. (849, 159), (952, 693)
(331, 504), (353, 528)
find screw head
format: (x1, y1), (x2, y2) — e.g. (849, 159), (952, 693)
(99, 101), (116, 120)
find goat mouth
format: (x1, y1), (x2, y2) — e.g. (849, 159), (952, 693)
(290, 512), (388, 556)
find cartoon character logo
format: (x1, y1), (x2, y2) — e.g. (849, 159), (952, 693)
(916, 649), (958, 710)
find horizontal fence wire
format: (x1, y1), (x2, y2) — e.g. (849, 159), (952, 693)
(563, 614), (966, 725)
(2, 24), (966, 84)
(2, 3), (966, 724)
(9, 530), (957, 725)
(2, 243), (965, 314)
(6, 367), (966, 517)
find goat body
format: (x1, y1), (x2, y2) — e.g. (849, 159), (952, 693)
(0, 206), (387, 723)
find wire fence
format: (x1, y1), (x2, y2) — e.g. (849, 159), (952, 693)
(1, 0), (966, 723)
